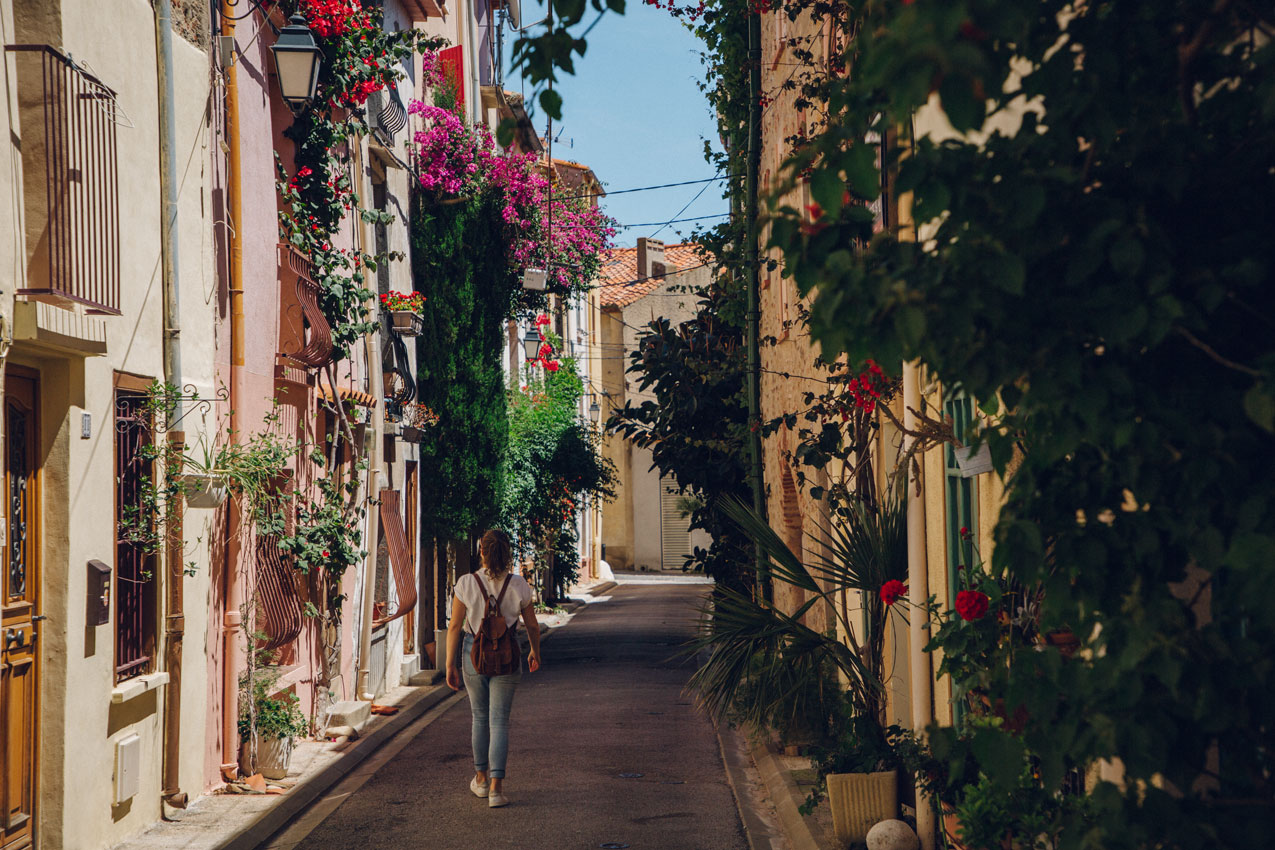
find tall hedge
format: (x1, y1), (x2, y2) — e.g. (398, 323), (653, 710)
(412, 192), (519, 540)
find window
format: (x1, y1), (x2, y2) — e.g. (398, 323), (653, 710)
(114, 383), (157, 682)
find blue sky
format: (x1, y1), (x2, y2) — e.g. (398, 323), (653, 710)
(507, 2), (729, 247)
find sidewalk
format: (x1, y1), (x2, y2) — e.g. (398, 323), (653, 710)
(108, 586), (603, 850)
(718, 728), (838, 850)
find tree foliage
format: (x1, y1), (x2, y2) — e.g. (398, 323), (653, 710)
(758, 1), (1275, 847)
(412, 192), (517, 540)
(609, 273), (754, 591)
(504, 354), (616, 596)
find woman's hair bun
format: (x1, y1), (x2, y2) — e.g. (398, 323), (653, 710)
(478, 528), (513, 578)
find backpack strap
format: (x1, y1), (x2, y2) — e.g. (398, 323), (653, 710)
(493, 573), (512, 607)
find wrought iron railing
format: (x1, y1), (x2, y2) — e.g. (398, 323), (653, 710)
(6, 45), (121, 315)
(114, 393), (155, 681)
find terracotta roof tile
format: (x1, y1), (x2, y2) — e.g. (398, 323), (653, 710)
(597, 242), (707, 308)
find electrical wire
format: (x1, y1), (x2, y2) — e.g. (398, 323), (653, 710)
(555, 175), (733, 202)
(649, 172), (725, 239)
(616, 212), (730, 230)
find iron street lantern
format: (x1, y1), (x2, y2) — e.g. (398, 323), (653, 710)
(271, 14), (323, 114)
(524, 326), (543, 360)
(589, 400), (601, 423)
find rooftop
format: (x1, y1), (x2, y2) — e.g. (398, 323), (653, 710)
(598, 242), (705, 308)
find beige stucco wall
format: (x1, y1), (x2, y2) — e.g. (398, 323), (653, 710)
(3, 0), (217, 846)
(599, 308), (633, 568)
(601, 260), (710, 572)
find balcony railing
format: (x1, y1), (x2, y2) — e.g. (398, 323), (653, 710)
(6, 45), (120, 315)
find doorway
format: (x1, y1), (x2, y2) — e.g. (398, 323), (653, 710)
(2, 369), (40, 850)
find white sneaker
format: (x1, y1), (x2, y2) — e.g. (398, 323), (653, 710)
(488, 791), (509, 808)
(470, 776), (489, 798)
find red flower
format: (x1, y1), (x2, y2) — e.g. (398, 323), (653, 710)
(535, 313), (551, 326)
(880, 579), (907, 606)
(298, 166), (313, 178)
(321, 549), (330, 559)
(955, 590), (990, 621)
(544, 360), (561, 372)
(959, 526), (970, 539)
(538, 343), (553, 358)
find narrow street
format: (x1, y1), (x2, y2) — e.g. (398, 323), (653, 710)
(283, 578), (748, 850)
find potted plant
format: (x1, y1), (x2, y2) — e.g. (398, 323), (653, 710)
(179, 435), (230, 508)
(810, 713), (903, 846)
(239, 652), (309, 780)
(690, 495), (909, 842)
(381, 291), (426, 336)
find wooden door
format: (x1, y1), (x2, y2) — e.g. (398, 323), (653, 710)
(1, 371), (39, 850)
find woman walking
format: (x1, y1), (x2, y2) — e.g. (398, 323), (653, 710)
(446, 529), (542, 807)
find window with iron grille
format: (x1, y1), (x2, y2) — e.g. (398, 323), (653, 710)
(115, 388), (157, 682)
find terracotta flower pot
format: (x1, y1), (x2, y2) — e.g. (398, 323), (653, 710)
(943, 808), (968, 850)
(826, 769), (897, 845)
(389, 310), (424, 336)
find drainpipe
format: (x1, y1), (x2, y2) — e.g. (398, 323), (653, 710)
(744, 4), (766, 598)
(354, 140), (384, 702)
(219, 0), (247, 782)
(154, 0), (187, 809)
(896, 123), (935, 849)
(903, 360), (935, 850)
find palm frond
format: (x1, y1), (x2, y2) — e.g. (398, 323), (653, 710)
(718, 497), (820, 594)
(686, 586), (878, 729)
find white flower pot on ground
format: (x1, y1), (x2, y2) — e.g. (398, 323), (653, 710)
(240, 733), (294, 780)
(826, 769), (898, 846)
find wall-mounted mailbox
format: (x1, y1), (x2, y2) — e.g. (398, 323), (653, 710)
(88, 559), (111, 626)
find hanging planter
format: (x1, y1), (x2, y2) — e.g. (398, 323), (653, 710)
(180, 471), (228, 509)
(389, 310), (424, 336)
(380, 292), (427, 336)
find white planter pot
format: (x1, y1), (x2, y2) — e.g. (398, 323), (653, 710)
(181, 472), (228, 508)
(827, 769), (898, 846)
(240, 733), (293, 780)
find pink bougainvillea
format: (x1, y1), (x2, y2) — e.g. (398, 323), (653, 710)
(407, 96), (615, 299)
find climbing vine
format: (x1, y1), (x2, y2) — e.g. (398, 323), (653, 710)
(275, 0), (443, 358)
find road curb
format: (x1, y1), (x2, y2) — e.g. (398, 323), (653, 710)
(717, 726), (783, 850)
(748, 740), (827, 850)
(217, 684), (454, 850)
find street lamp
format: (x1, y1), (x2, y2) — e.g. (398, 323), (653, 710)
(589, 400), (601, 423)
(270, 14), (323, 114)
(524, 326), (543, 361)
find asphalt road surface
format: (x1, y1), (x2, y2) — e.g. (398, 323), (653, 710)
(294, 579), (748, 850)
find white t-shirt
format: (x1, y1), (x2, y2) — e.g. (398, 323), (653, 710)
(453, 571), (534, 635)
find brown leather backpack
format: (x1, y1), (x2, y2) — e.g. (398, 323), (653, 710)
(470, 573), (519, 676)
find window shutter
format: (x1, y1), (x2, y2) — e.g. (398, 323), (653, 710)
(659, 477), (692, 570)
(438, 45), (465, 108)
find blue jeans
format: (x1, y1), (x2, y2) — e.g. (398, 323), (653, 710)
(461, 634), (522, 779)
